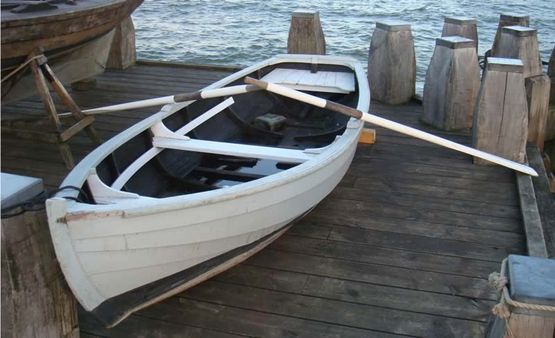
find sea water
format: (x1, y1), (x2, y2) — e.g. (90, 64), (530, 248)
(132, 0), (554, 92)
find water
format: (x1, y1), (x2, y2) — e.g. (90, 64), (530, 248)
(132, 0), (554, 92)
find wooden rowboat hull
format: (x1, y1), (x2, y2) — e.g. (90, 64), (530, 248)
(46, 54), (370, 327)
(1, 0), (143, 101)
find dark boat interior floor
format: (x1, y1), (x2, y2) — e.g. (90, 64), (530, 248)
(1, 61), (524, 338)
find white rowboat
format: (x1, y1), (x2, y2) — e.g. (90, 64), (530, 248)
(46, 54), (369, 327)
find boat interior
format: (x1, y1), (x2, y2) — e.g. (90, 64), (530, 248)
(85, 62), (360, 202)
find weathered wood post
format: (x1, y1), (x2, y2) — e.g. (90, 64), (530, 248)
(368, 21), (416, 104)
(525, 75), (551, 150)
(1, 173), (78, 338)
(421, 36), (480, 130)
(495, 26), (542, 78)
(472, 58), (528, 165)
(107, 16), (137, 69)
(486, 255), (555, 338)
(287, 10), (326, 55)
(491, 14), (529, 55)
(496, 26), (550, 149)
(441, 17), (478, 52)
(547, 46), (555, 141)
(549, 46), (555, 106)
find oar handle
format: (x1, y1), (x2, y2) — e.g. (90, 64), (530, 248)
(175, 84), (261, 102)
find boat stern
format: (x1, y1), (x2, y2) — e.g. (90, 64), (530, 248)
(46, 197), (106, 312)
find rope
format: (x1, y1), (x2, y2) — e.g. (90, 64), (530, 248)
(488, 258), (555, 337)
(1, 185), (90, 219)
(489, 258), (555, 314)
(1, 55), (43, 84)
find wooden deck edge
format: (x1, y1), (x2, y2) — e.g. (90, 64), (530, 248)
(516, 146), (549, 257)
(527, 145), (555, 257)
(136, 59), (243, 72)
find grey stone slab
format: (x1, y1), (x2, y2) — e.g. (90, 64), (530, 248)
(1, 172), (43, 209)
(508, 254), (555, 306)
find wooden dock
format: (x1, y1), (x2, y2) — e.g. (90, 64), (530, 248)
(1, 62), (525, 337)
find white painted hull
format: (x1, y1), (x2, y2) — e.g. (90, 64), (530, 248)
(46, 54), (370, 326)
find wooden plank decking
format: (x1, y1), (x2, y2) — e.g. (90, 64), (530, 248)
(1, 62), (525, 338)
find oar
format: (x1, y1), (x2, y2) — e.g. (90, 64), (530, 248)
(244, 77), (538, 176)
(59, 84), (260, 116)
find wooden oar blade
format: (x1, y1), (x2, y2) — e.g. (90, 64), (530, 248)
(361, 113), (538, 177)
(244, 76), (538, 176)
(82, 96), (175, 115)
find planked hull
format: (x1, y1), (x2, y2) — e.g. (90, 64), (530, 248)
(46, 54), (370, 326)
(1, 0), (143, 101)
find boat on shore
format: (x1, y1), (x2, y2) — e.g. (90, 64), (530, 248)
(46, 54), (370, 327)
(1, 0), (143, 102)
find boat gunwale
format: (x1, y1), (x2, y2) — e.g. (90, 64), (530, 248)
(48, 54), (370, 218)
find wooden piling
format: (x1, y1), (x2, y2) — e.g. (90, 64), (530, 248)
(472, 58), (528, 165)
(549, 46), (555, 106)
(494, 26), (548, 148)
(441, 17), (478, 52)
(547, 46), (555, 141)
(494, 26), (542, 78)
(287, 10), (326, 55)
(368, 21), (416, 105)
(421, 36), (480, 130)
(1, 173), (78, 338)
(526, 75), (551, 150)
(491, 14), (529, 55)
(106, 16), (137, 69)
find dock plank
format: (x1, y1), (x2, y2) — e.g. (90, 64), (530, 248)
(0, 61), (526, 337)
(181, 280), (485, 338)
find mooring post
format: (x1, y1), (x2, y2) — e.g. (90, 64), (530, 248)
(525, 75), (551, 150)
(441, 17), (478, 52)
(491, 14), (529, 55)
(367, 21), (416, 104)
(1, 173), (78, 338)
(495, 26), (542, 78)
(486, 255), (555, 338)
(106, 16), (137, 69)
(496, 26), (549, 149)
(287, 10), (326, 55)
(472, 58), (528, 165)
(546, 46), (555, 142)
(549, 46), (555, 106)
(421, 36), (480, 130)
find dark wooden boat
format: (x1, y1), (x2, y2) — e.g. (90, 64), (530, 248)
(1, 0), (143, 101)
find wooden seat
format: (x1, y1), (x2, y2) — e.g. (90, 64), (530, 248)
(261, 68), (355, 94)
(152, 137), (314, 164)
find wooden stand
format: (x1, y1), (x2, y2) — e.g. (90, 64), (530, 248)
(1, 173), (79, 338)
(441, 17), (478, 52)
(287, 10), (326, 55)
(368, 21), (416, 105)
(526, 75), (551, 150)
(421, 36), (480, 130)
(491, 14), (529, 56)
(472, 58), (528, 165)
(106, 16), (137, 70)
(494, 26), (542, 78)
(1, 54), (101, 169)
